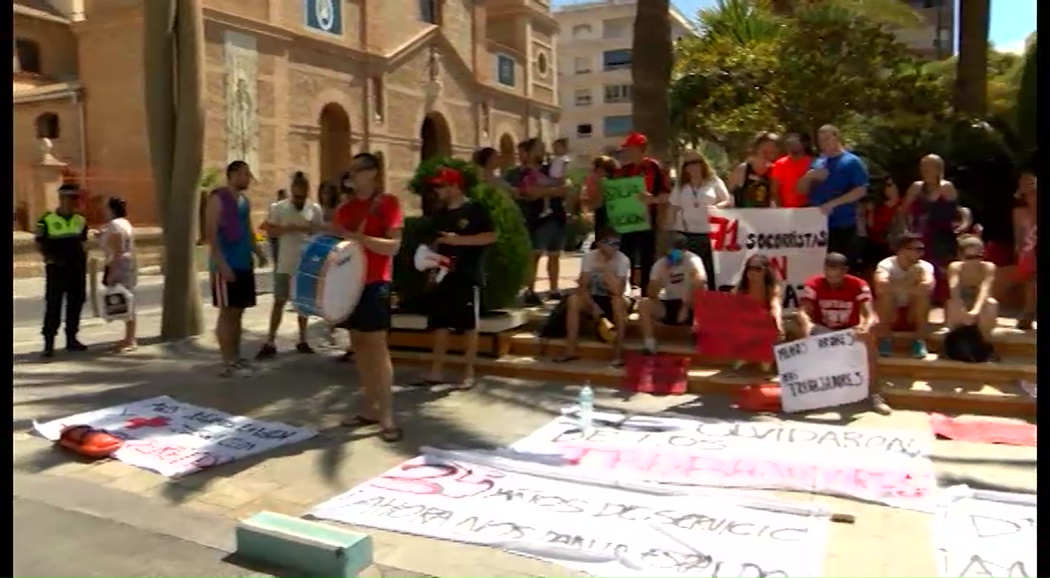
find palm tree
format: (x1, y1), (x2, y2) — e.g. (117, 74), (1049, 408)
(768, 0), (921, 27)
(631, 0), (674, 162)
(143, 0), (207, 339)
(955, 0), (992, 116)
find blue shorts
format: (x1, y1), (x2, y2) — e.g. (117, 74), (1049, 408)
(337, 281), (392, 333)
(530, 219), (567, 253)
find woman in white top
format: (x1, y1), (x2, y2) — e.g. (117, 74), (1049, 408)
(667, 150), (732, 289)
(97, 197), (137, 352)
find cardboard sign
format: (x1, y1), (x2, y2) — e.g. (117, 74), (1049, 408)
(693, 290), (778, 363)
(602, 176), (651, 234)
(708, 208), (828, 309)
(774, 329), (870, 412)
(622, 352), (689, 395)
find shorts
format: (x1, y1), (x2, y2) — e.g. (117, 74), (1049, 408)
(426, 278), (480, 332)
(530, 219), (567, 253)
(590, 294), (617, 320)
(273, 273), (292, 301)
(337, 281), (392, 333)
(659, 299), (693, 326)
(211, 269), (256, 309)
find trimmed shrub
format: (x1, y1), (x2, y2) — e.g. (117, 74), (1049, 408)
(394, 157), (531, 312)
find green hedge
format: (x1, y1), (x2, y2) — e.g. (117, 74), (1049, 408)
(393, 157), (531, 312)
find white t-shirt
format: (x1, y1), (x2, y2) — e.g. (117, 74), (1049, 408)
(649, 251), (707, 300)
(668, 177), (730, 233)
(876, 255), (934, 304)
(271, 199), (324, 275)
(548, 155), (571, 180)
(581, 249), (632, 297)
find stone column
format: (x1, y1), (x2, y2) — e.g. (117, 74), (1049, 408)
(31, 153), (68, 225)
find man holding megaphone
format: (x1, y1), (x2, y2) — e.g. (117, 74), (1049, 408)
(412, 167), (497, 390)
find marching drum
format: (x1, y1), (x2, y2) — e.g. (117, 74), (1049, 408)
(293, 235), (367, 324)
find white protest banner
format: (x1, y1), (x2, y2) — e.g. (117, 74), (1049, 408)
(311, 455), (830, 578)
(775, 329), (870, 412)
(708, 207), (827, 309)
(509, 409), (937, 512)
(33, 395), (317, 477)
(935, 486), (1036, 577)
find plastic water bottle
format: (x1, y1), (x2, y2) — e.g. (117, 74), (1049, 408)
(578, 382), (595, 432)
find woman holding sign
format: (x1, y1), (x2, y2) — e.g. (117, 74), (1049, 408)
(730, 254), (784, 376)
(668, 150), (730, 290)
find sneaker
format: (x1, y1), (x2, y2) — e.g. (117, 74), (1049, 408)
(910, 339), (929, 359)
(523, 291), (543, 307)
(66, 340), (88, 352)
(877, 338), (893, 358)
(218, 363), (236, 378)
(642, 347), (656, 356)
(1017, 317), (1034, 331)
(232, 358), (255, 376)
(255, 343), (277, 360)
(870, 393), (893, 416)
(295, 342), (315, 354)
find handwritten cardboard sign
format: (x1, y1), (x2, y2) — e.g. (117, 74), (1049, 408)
(694, 290), (778, 363)
(511, 409), (937, 512)
(312, 454), (831, 578)
(774, 329), (870, 413)
(32, 395), (317, 477)
(935, 487), (1036, 578)
(602, 176), (651, 234)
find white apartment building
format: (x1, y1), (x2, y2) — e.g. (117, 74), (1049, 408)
(554, 0), (693, 167)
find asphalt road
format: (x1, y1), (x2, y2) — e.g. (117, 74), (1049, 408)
(13, 273), (273, 328)
(14, 498), (282, 578)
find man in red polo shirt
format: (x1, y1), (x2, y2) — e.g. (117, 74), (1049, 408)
(330, 152), (403, 442)
(770, 132), (814, 208)
(789, 252), (889, 415)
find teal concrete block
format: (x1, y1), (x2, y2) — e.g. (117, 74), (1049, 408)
(235, 511), (374, 578)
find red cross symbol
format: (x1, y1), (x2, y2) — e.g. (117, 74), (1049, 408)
(124, 416), (171, 429)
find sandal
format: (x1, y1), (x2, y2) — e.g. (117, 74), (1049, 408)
(553, 354), (580, 363)
(340, 415), (379, 428)
(379, 427), (404, 443)
(409, 377), (447, 387)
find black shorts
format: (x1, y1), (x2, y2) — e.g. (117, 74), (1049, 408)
(211, 269), (256, 309)
(660, 298), (693, 326)
(591, 294), (617, 320)
(337, 281), (392, 333)
(426, 279), (481, 332)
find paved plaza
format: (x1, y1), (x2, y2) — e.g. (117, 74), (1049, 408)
(12, 267), (1037, 577)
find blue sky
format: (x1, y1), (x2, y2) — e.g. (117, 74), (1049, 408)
(553, 0), (1037, 54)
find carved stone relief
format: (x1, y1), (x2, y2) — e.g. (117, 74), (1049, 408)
(224, 30), (259, 170)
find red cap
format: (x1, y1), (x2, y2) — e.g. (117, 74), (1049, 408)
(429, 167), (464, 188)
(622, 132), (648, 149)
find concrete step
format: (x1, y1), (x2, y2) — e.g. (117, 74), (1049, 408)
(390, 351), (1036, 419)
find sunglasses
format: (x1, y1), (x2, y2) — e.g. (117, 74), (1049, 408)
(601, 239), (621, 247)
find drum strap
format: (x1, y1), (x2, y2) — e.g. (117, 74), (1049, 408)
(351, 192), (388, 235)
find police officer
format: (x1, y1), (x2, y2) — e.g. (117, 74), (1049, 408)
(35, 183), (90, 358)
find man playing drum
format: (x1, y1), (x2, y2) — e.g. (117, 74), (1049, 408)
(256, 171), (325, 359)
(329, 152), (403, 443)
(413, 167), (497, 390)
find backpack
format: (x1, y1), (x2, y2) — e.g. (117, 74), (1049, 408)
(942, 325), (995, 363)
(539, 299), (570, 339)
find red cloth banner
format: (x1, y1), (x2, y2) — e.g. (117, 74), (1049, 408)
(693, 290), (778, 363)
(622, 353), (689, 395)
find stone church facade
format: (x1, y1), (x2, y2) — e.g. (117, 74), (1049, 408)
(13, 0), (561, 227)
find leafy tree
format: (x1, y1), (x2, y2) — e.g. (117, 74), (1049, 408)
(1014, 34), (1038, 158)
(631, 0), (674, 161)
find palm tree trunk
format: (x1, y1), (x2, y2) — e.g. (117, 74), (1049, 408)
(631, 0), (673, 163)
(144, 0), (206, 340)
(954, 0), (991, 116)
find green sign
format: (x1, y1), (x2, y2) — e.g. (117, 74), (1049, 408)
(602, 176), (651, 234)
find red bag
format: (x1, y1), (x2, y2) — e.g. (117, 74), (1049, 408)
(58, 425), (124, 459)
(733, 383), (782, 413)
(622, 353), (689, 395)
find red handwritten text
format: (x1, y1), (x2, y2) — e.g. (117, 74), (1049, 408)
(557, 444), (933, 500)
(370, 461), (503, 499)
(121, 439), (231, 471)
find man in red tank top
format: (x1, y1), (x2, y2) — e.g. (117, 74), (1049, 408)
(329, 152), (404, 442)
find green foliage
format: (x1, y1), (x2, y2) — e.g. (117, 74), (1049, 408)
(198, 167), (222, 192)
(396, 157), (531, 312)
(1015, 35), (1037, 158)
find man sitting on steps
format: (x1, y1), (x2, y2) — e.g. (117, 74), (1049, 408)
(637, 233), (707, 355)
(873, 231), (935, 359)
(555, 228), (630, 367)
(786, 252), (890, 415)
(945, 234), (999, 343)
